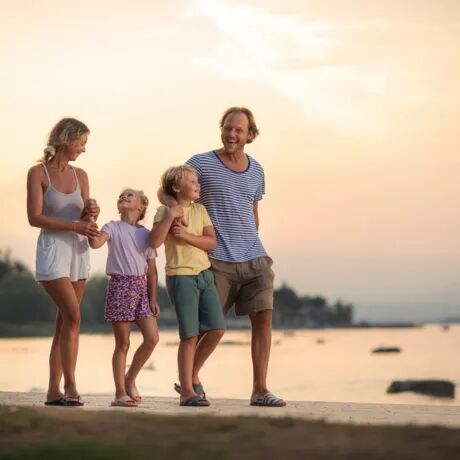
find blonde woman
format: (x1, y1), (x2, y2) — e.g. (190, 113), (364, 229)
(27, 118), (100, 406)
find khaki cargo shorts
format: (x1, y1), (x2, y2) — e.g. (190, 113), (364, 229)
(210, 256), (274, 316)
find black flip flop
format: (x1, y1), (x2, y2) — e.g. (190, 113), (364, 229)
(180, 395), (210, 407)
(44, 398), (66, 406)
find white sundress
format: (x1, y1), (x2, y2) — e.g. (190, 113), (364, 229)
(35, 164), (90, 282)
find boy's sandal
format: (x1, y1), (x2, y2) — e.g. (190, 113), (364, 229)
(111, 395), (138, 407)
(62, 395), (84, 407)
(174, 382), (206, 398)
(179, 395), (210, 407)
(250, 392), (286, 407)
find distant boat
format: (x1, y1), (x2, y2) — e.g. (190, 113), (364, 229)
(371, 346), (401, 353)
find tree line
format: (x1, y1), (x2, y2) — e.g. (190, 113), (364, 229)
(0, 250), (353, 336)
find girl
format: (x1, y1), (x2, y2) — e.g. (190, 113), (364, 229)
(90, 189), (160, 407)
(150, 165), (225, 407)
(27, 118), (100, 406)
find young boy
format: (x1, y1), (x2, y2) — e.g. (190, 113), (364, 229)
(150, 165), (225, 406)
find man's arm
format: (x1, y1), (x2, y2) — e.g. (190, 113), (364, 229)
(253, 202), (260, 230)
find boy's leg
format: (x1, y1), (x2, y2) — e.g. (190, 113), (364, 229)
(192, 270), (226, 385)
(111, 321), (132, 399)
(126, 316), (159, 400)
(178, 336), (199, 400)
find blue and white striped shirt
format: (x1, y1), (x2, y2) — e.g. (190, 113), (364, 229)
(187, 151), (267, 263)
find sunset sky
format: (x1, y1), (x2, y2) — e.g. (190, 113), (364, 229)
(1, 0), (459, 321)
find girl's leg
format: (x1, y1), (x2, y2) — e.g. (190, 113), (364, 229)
(47, 309), (63, 401)
(178, 336), (199, 401)
(42, 278), (82, 399)
(111, 321), (132, 399)
(192, 329), (225, 385)
(126, 317), (159, 400)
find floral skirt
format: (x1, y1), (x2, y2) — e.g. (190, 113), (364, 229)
(104, 275), (153, 322)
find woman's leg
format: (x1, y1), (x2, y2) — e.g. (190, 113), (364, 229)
(178, 336), (198, 401)
(42, 278), (82, 399)
(47, 309), (63, 401)
(111, 321), (131, 399)
(126, 317), (159, 400)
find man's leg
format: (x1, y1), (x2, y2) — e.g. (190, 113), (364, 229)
(249, 309), (272, 397)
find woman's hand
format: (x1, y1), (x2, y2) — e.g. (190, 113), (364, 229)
(83, 198), (100, 222)
(150, 302), (161, 317)
(74, 220), (100, 238)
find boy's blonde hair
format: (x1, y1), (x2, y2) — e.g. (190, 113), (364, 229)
(161, 165), (198, 198)
(120, 188), (149, 221)
(41, 118), (90, 163)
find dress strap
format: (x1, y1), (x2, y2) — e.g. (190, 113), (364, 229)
(41, 163), (52, 186)
(70, 166), (81, 189)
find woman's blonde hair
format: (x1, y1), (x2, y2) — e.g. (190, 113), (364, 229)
(41, 118), (90, 163)
(161, 165), (198, 198)
(120, 188), (149, 222)
(219, 106), (259, 143)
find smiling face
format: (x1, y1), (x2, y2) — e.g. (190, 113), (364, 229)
(174, 171), (200, 202)
(64, 133), (89, 161)
(117, 189), (144, 216)
(220, 112), (254, 155)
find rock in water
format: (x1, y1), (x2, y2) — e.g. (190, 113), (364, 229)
(387, 380), (455, 398)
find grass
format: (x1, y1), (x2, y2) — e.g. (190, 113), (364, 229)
(0, 406), (459, 460)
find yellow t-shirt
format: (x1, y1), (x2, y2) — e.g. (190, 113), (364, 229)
(153, 203), (213, 276)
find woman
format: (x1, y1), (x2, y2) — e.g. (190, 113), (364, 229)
(27, 118), (100, 406)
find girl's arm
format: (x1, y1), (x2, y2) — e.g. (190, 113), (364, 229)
(89, 231), (109, 249)
(27, 165), (100, 238)
(170, 224), (216, 251)
(147, 258), (160, 317)
(149, 206), (183, 248)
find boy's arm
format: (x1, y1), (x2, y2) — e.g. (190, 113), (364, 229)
(170, 224), (216, 251)
(89, 231), (109, 249)
(149, 206), (183, 248)
(147, 258), (160, 317)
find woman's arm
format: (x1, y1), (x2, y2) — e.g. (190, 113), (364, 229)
(170, 224), (216, 251)
(89, 231), (109, 249)
(147, 258), (160, 317)
(26, 166), (100, 238)
(149, 206), (183, 248)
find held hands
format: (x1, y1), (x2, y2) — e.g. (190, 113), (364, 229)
(83, 198), (100, 222)
(74, 220), (100, 238)
(150, 302), (161, 317)
(170, 222), (189, 240)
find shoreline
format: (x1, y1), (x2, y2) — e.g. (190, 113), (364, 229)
(2, 391), (460, 428)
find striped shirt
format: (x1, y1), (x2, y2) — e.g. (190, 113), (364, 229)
(186, 150), (267, 263)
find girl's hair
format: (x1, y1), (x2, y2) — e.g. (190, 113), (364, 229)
(161, 165), (198, 198)
(120, 188), (149, 222)
(41, 118), (90, 163)
(219, 106), (259, 143)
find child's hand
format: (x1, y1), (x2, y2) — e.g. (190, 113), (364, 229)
(150, 302), (160, 317)
(170, 223), (188, 240)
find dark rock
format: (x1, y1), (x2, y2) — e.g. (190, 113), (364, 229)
(372, 346), (401, 353)
(387, 380), (455, 398)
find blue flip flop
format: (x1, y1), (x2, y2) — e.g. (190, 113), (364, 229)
(174, 382), (206, 398)
(179, 395), (210, 407)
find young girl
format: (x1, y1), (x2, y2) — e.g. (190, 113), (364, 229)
(90, 189), (160, 407)
(150, 165), (225, 407)
(27, 118), (100, 407)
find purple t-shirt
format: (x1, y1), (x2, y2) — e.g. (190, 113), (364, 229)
(101, 220), (157, 276)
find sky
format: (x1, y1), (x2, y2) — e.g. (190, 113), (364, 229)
(0, 0), (459, 321)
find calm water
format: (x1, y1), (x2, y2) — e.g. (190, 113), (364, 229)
(1, 325), (458, 405)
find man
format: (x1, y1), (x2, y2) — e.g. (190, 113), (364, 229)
(184, 107), (285, 407)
